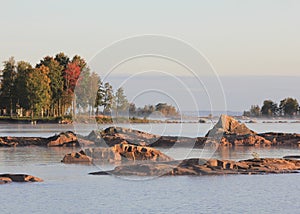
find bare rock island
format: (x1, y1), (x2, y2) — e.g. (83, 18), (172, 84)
(62, 142), (173, 164)
(0, 131), (80, 147)
(89, 158), (300, 176)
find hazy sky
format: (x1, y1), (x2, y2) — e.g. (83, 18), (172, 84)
(1, 0), (299, 111)
(1, 0), (300, 76)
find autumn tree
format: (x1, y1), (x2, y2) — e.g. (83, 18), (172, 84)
(27, 65), (51, 117)
(62, 62), (81, 114)
(38, 56), (64, 116)
(54, 52), (70, 69)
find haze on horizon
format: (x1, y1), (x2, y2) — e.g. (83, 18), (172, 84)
(1, 0), (299, 112)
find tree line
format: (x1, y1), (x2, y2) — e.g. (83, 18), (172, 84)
(0, 54), (179, 119)
(244, 97), (300, 117)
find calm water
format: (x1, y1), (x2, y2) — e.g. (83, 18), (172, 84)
(1, 122), (300, 213)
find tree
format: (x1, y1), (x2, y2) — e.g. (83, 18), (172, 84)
(279, 98), (299, 117)
(114, 87), (129, 117)
(38, 56), (64, 116)
(250, 105), (261, 117)
(0, 57), (17, 116)
(54, 53), (70, 69)
(94, 77), (106, 115)
(27, 65), (51, 117)
(14, 61), (33, 111)
(261, 100), (278, 117)
(155, 103), (179, 116)
(129, 103), (136, 116)
(103, 82), (114, 115)
(62, 62), (81, 114)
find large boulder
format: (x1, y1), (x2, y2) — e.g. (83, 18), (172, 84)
(206, 115), (256, 137)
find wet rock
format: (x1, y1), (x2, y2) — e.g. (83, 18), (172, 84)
(47, 131), (79, 147)
(63, 142), (173, 164)
(0, 177), (12, 184)
(0, 174), (43, 182)
(61, 150), (92, 163)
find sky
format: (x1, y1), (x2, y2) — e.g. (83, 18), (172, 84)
(1, 0), (300, 112)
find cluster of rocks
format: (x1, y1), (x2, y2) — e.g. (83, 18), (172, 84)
(1, 115), (300, 148)
(61, 141), (173, 164)
(89, 157), (300, 176)
(0, 174), (43, 184)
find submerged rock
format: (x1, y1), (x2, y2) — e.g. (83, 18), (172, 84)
(0, 174), (43, 183)
(89, 158), (300, 176)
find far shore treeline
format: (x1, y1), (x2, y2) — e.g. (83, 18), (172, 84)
(0, 53), (179, 120)
(244, 98), (300, 118)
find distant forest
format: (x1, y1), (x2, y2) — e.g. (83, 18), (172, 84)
(244, 98), (300, 118)
(0, 53), (179, 119)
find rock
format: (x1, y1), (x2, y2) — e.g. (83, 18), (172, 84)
(63, 142), (173, 164)
(283, 155), (300, 159)
(0, 177), (12, 184)
(100, 127), (160, 146)
(220, 134), (272, 147)
(0, 131), (80, 147)
(89, 158), (300, 176)
(47, 131), (79, 147)
(61, 150), (92, 163)
(206, 115), (256, 137)
(0, 174), (43, 182)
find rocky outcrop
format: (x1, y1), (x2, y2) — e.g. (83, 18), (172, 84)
(89, 158), (300, 176)
(0, 131), (80, 147)
(61, 150), (92, 164)
(259, 132), (300, 147)
(47, 131), (79, 147)
(99, 127), (160, 146)
(206, 114), (256, 137)
(0, 174), (43, 183)
(62, 142), (173, 164)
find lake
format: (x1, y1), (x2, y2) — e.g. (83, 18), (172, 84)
(1, 122), (300, 213)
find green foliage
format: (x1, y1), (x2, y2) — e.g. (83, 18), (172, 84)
(250, 105), (261, 117)
(279, 97), (299, 117)
(261, 100), (278, 117)
(0, 57), (17, 114)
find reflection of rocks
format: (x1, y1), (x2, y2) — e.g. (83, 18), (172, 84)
(0, 174), (43, 184)
(62, 142), (173, 164)
(90, 158), (300, 176)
